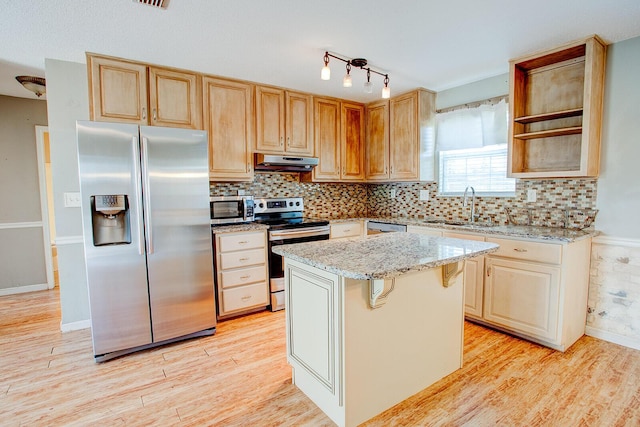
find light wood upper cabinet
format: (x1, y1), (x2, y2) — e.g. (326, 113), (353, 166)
(304, 98), (365, 182)
(340, 102), (365, 181)
(255, 86), (313, 156)
(508, 35), (606, 178)
(148, 67), (201, 129)
(365, 89), (435, 182)
(365, 100), (390, 181)
(88, 54), (202, 129)
(89, 55), (148, 125)
(203, 76), (254, 181)
(309, 97), (341, 181)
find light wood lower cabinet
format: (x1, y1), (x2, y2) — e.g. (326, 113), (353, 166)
(214, 230), (269, 319)
(330, 221), (363, 239)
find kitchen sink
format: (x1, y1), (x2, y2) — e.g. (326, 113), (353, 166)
(422, 219), (496, 228)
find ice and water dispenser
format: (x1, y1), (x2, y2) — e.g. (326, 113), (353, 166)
(90, 195), (131, 246)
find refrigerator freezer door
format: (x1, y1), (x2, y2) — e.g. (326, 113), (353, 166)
(140, 126), (216, 342)
(77, 121), (152, 356)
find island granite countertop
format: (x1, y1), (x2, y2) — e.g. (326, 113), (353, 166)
(272, 232), (499, 280)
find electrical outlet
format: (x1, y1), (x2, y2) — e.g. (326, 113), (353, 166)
(390, 189), (396, 199)
(64, 192), (81, 208)
(237, 189), (245, 196)
(419, 190), (429, 201)
(527, 189), (537, 203)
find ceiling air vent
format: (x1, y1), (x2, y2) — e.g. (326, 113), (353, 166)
(133, 0), (168, 9)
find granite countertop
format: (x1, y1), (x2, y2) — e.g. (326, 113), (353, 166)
(272, 232), (499, 280)
(211, 222), (269, 234)
(326, 217), (597, 243)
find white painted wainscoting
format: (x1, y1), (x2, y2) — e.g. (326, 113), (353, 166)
(587, 235), (640, 350)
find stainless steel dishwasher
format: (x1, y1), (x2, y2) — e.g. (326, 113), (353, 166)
(366, 221), (407, 235)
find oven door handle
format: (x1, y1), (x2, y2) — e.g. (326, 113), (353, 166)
(269, 226), (330, 241)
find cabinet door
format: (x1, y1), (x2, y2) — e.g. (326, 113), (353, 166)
(148, 67), (201, 129)
(203, 77), (254, 181)
(444, 231), (485, 319)
(341, 102), (365, 181)
(255, 86), (285, 152)
(89, 56), (148, 124)
(484, 257), (560, 341)
(313, 98), (341, 181)
(390, 91), (419, 180)
(365, 100), (390, 181)
(286, 91), (313, 155)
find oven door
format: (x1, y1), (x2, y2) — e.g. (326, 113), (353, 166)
(268, 227), (329, 310)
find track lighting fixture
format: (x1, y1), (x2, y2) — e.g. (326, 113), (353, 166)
(320, 51), (390, 98)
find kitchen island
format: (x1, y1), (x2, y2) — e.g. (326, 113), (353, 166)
(272, 233), (499, 427)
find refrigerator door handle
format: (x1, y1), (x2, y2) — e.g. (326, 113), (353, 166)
(132, 136), (145, 256)
(141, 136), (154, 254)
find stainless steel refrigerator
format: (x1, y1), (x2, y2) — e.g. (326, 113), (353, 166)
(77, 121), (215, 362)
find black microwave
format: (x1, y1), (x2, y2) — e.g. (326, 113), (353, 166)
(210, 196), (255, 224)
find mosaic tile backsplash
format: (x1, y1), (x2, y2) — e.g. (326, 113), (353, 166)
(210, 173), (597, 228)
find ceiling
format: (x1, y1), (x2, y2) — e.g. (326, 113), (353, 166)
(2, 0), (640, 103)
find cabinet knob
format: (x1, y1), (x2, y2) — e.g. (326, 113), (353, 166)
(287, 137), (290, 147)
(238, 240), (248, 244)
(513, 248), (528, 253)
(142, 107), (147, 120)
(240, 275), (251, 280)
(153, 108), (157, 121)
(239, 257), (249, 262)
(241, 295), (252, 301)
(487, 266), (491, 277)
(280, 137), (284, 146)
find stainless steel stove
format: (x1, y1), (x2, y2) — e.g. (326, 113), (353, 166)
(254, 198), (329, 311)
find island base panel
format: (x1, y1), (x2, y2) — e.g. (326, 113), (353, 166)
(285, 259), (465, 427)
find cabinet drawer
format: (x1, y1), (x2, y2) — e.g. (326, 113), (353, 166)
(486, 237), (562, 264)
(220, 266), (266, 289)
(220, 248), (265, 270)
(221, 282), (268, 313)
(218, 232), (265, 252)
(330, 222), (362, 239)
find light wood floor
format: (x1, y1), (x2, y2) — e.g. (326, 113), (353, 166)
(1, 289), (639, 426)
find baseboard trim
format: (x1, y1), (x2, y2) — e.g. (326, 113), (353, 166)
(585, 326), (640, 351)
(61, 319), (91, 332)
(0, 283), (49, 296)
(592, 235), (640, 248)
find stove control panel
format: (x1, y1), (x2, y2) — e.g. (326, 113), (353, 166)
(254, 197), (303, 214)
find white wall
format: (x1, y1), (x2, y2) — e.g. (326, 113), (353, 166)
(436, 73), (509, 110)
(44, 59), (91, 329)
(595, 36), (640, 239)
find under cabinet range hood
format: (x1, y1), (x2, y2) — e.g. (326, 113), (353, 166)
(254, 153), (319, 172)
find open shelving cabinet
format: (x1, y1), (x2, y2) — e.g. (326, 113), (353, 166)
(508, 36), (606, 178)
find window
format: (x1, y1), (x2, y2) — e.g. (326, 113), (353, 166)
(436, 98), (515, 196)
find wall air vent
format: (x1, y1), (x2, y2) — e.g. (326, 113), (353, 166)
(133, 0), (168, 9)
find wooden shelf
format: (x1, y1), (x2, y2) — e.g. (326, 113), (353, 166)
(514, 108), (583, 124)
(508, 36), (606, 178)
(514, 126), (582, 140)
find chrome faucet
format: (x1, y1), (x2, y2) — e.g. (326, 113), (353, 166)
(463, 186), (478, 223)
